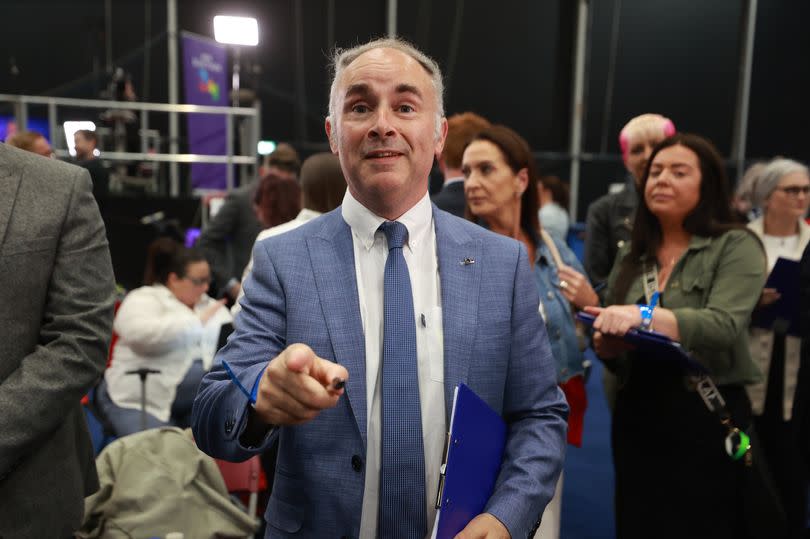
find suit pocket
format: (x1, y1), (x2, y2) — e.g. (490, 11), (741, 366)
(424, 306), (444, 383)
(680, 273), (712, 306)
(266, 495), (304, 534)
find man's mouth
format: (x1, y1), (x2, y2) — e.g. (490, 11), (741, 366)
(365, 150), (403, 159)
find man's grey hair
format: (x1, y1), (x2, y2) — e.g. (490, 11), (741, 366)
(753, 157), (809, 209)
(327, 37), (445, 139)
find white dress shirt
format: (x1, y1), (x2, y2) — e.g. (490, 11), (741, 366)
(341, 190), (446, 538)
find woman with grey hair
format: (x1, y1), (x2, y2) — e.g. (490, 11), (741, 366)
(731, 161), (768, 222)
(746, 157), (810, 536)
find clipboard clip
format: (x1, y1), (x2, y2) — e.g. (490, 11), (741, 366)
(435, 430), (451, 508)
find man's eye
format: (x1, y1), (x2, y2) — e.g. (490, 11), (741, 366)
(481, 165), (492, 175)
(351, 104), (369, 113)
(462, 166), (471, 178)
(398, 104), (414, 113)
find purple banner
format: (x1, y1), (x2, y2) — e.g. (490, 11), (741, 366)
(182, 33), (228, 190)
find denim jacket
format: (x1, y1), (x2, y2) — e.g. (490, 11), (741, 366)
(534, 235), (588, 383)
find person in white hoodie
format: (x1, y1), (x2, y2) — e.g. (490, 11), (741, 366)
(746, 157), (810, 536)
(98, 238), (231, 436)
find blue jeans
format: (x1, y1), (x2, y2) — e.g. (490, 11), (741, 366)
(97, 360), (206, 437)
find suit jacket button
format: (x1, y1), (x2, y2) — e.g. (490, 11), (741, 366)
(351, 454), (363, 472)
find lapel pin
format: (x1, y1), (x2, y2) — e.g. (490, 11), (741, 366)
(461, 257), (475, 266)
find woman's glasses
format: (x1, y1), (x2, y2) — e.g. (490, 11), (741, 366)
(185, 275), (211, 286)
(775, 185), (810, 197)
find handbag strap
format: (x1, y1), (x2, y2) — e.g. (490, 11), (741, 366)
(540, 229), (564, 269)
(639, 263), (752, 464)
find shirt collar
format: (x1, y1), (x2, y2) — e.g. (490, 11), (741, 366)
(638, 234), (714, 263)
(297, 208), (322, 221)
(341, 189), (433, 253)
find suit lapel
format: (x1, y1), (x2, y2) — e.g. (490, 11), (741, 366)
(434, 208), (482, 419)
(0, 156), (21, 249)
(307, 211), (368, 448)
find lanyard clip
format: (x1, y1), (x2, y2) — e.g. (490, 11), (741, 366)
(724, 427), (751, 463)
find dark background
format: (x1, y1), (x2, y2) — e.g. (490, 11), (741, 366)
(1, 0), (807, 219)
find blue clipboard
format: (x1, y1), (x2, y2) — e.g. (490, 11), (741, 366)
(431, 384), (506, 539)
(576, 311), (707, 374)
(752, 257), (800, 336)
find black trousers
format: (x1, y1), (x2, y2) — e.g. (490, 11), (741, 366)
(612, 357), (750, 539)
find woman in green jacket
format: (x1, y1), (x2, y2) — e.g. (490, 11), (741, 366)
(584, 133), (767, 538)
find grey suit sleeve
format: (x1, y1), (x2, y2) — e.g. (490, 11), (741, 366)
(198, 191), (243, 291)
(484, 242), (569, 537)
(0, 169), (115, 477)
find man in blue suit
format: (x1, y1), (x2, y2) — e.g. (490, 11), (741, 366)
(192, 37), (567, 539)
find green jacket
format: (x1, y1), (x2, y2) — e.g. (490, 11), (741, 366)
(605, 229), (767, 386)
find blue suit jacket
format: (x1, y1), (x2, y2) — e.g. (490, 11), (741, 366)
(192, 206), (568, 538)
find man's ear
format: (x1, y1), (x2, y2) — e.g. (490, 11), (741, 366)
(437, 154), (447, 175)
(434, 117), (449, 158)
(325, 118), (339, 155)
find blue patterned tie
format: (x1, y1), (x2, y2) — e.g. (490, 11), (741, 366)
(378, 221), (426, 539)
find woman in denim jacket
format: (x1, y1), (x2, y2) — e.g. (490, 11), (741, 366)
(462, 125), (599, 539)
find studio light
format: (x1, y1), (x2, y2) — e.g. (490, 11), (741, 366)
(213, 15), (260, 108)
(257, 140), (276, 156)
(213, 16), (259, 46)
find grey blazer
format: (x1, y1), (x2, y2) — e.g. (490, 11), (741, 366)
(0, 144), (116, 538)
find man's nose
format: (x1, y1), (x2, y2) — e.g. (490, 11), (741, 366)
(368, 108), (395, 138)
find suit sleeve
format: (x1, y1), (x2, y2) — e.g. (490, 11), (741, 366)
(484, 242), (569, 537)
(0, 168), (115, 478)
(192, 239), (284, 461)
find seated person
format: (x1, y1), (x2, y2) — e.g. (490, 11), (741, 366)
(97, 238), (231, 436)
